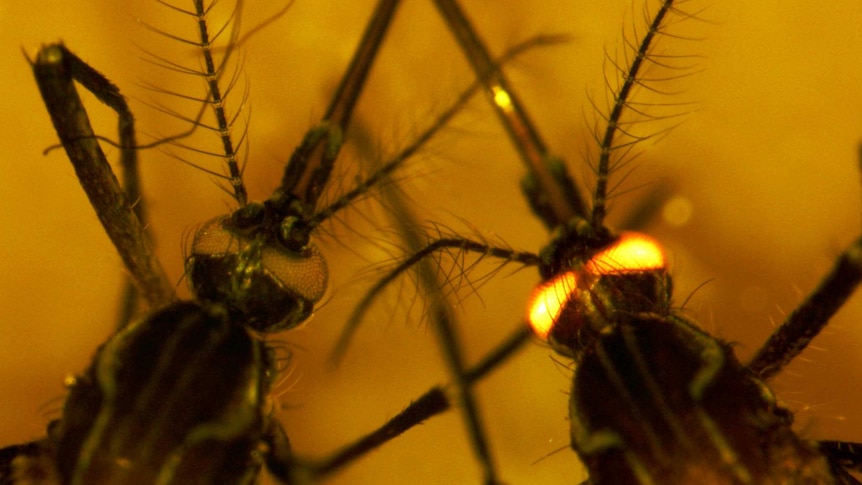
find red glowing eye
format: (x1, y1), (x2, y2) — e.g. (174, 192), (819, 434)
(585, 232), (666, 276)
(527, 272), (577, 340)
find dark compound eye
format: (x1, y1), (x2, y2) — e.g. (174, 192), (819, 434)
(187, 215), (328, 332)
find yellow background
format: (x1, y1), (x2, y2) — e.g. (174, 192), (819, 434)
(1, 1), (862, 483)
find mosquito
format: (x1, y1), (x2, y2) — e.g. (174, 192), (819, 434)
(334, 0), (862, 482)
(1, 0), (542, 482)
(6, 1), (861, 483)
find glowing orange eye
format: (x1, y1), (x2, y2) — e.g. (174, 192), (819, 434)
(585, 232), (666, 276)
(527, 272), (577, 340)
(526, 232), (667, 343)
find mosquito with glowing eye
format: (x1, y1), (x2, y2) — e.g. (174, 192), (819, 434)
(0, 0), (558, 482)
(334, 0), (862, 483)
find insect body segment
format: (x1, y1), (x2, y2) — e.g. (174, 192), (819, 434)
(571, 313), (834, 484)
(55, 302), (272, 485)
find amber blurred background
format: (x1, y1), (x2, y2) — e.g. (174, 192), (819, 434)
(2, 1), (862, 483)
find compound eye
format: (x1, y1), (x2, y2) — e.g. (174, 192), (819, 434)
(526, 231), (667, 356)
(187, 216), (329, 332)
(585, 232), (666, 275)
(528, 272), (577, 341)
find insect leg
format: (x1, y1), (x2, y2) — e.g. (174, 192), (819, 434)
(29, 44), (173, 313)
(820, 440), (862, 479)
(290, 325), (531, 481)
(329, 34), (558, 355)
(432, 0), (587, 229)
(278, 0), (402, 213)
(746, 148), (862, 379)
